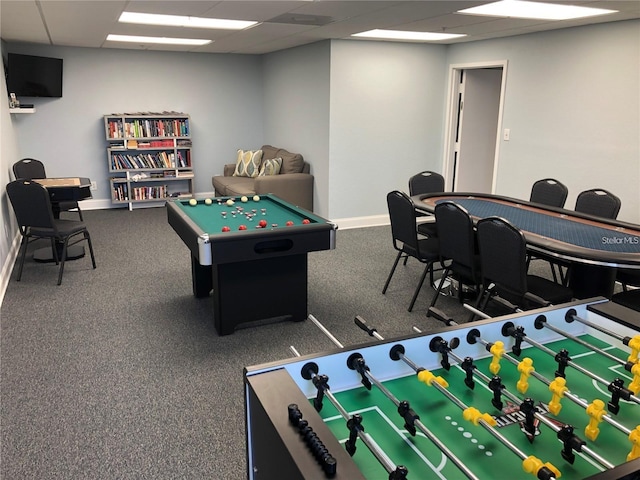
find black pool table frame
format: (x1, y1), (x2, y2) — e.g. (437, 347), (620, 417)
(166, 197), (337, 335)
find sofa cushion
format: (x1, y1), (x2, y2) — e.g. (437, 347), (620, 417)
(216, 175), (256, 196)
(261, 145), (303, 175)
(258, 157), (282, 176)
(233, 149), (263, 178)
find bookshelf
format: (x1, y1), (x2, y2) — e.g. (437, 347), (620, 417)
(104, 112), (194, 210)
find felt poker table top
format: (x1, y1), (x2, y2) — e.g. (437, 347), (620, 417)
(414, 193), (640, 268)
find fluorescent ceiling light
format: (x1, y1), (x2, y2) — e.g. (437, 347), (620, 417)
(457, 1), (617, 20)
(352, 29), (466, 41)
(106, 34), (212, 46)
(119, 12), (257, 30)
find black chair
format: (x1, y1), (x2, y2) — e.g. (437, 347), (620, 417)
(527, 178), (569, 283)
(383, 190), (440, 312)
(575, 188), (621, 219)
(428, 201), (482, 313)
(475, 217), (573, 315)
(12, 158), (83, 220)
(6, 180), (96, 285)
(529, 178), (568, 208)
(617, 269), (640, 292)
(408, 171), (445, 238)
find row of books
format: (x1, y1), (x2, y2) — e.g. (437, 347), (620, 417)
(112, 184), (170, 201)
(111, 150), (190, 170)
(106, 118), (190, 139)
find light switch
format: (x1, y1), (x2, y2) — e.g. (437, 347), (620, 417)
(503, 128), (510, 141)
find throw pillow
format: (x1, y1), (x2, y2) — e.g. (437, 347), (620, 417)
(233, 149), (263, 178)
(258, 157), (282, 176)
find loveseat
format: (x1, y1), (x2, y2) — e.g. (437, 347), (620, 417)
(212, 145), (314, 211)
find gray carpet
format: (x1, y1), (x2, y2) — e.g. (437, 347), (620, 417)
(0, 207), (549, 479)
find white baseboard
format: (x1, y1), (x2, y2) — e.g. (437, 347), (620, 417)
(0, 232), (22, 307)
(331, 214), (389, 230)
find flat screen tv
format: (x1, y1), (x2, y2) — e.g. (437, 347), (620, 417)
(7, 53), (63, 98)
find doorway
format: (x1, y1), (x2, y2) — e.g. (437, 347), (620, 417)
(443, 61), (507, 193)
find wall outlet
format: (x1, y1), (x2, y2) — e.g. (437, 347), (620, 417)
(90, 181), (97, 191)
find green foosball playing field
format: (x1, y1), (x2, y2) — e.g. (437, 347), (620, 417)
(315, 334), (640, 479)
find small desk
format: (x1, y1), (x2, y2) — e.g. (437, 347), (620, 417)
(33, 177), (92, 262)
(413, 193), (640, 298)
(167, 194), (337, 335)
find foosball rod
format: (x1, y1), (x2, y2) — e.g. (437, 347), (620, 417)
(289, 347), (406, 479)
(427, 334), (615, 470)
(308, 315), (481, 480)
(564, 309), (640, 364)
(503, 322), (640, 407)
(434, 309), (634, 437)
(353, 318), (561, 480)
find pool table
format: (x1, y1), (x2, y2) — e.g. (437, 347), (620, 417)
(166, 194), (337, 335)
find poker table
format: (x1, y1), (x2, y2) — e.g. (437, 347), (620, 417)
(166, 194), (337, 335)
(412, 193), (640, 298)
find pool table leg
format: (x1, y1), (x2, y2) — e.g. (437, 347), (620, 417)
(191, 256), (213, 298)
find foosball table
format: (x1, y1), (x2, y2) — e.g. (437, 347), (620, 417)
(244, 298), (640, 480)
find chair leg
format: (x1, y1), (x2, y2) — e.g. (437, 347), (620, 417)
(383, 252), (403, 294)
(77, 205), (84, 221)
(85, 231), (97, 268)
(408, 262), (432, 312)
(428, 267), (451, 310)
(15, 236), (29, 281)
(57, 237), (70, 285)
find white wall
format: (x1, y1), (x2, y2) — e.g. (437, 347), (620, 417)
(262, 42), (331, 215)
(446, 20), (640, 222)
(329, 40), (448, 219)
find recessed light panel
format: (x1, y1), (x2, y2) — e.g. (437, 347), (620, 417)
(457, 1), (617, 20)
(352, 29), (466, 42)
(119, 12), (257, 30)
(106, 34), (212, 46)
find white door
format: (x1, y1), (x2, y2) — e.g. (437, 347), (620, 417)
(450, 67), (503, 193)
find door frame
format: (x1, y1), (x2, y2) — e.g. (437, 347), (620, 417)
(442, 60), (508, 192)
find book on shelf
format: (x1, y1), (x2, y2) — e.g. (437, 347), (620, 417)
(127, 140), (138, 148)
(176, 171), (194, 178)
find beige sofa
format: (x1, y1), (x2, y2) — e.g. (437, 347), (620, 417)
(212, 145), (314, 211)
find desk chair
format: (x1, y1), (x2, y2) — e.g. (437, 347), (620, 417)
(428, 201), (482, 314)
(575, 188), (621, 220)
(476, 217), (573, 316)
(6, 180), (96, 285)
(408, 171), (444, 238)
(12, 158), (83, 220)
(383, 190), (440, 312)
(529, 178), (568, 208)
(527, 178), (569, 283)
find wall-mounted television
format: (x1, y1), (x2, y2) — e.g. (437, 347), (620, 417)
(6, 53), (63, 98)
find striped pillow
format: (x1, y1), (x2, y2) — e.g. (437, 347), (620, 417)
(233, 149), (263, 178)
(258, 157), (282, 176)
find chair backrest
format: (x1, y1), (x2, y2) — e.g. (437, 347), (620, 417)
(529, 178), (568, 208)
(408, 171), (445, 196)
(387, 190), (420, 253)
(477, 216), (528, 297)
(13, 158), (47, 180)
(574, 188), (621, 219)
(6, 180), (56, 232)
(435, 201), (476, 271)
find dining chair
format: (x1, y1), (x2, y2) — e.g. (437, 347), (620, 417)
(12, 158), (83, 220)
(475, 216), (573, 316)
(383, 190), (440, 312)
(428, 201), (482, 314)
(408, 171), (445, 238)
(529, 178), (568, 208)
(6, 180), (96, 285)
(574, 188), (621, 220)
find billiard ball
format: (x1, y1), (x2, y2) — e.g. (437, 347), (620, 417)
(239, 225), (247, 230)
(221, 226), (231, 232)
(253, 195), (260, 202)
(241, 196), (248, 203)
(204, 198), (212, 205)
(226, 199), (235, 206)
(189, 199), (197, 206)
(286, 220), (294, 226)
(302, 219), (311, 224)
(258, 220), (267, 228)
